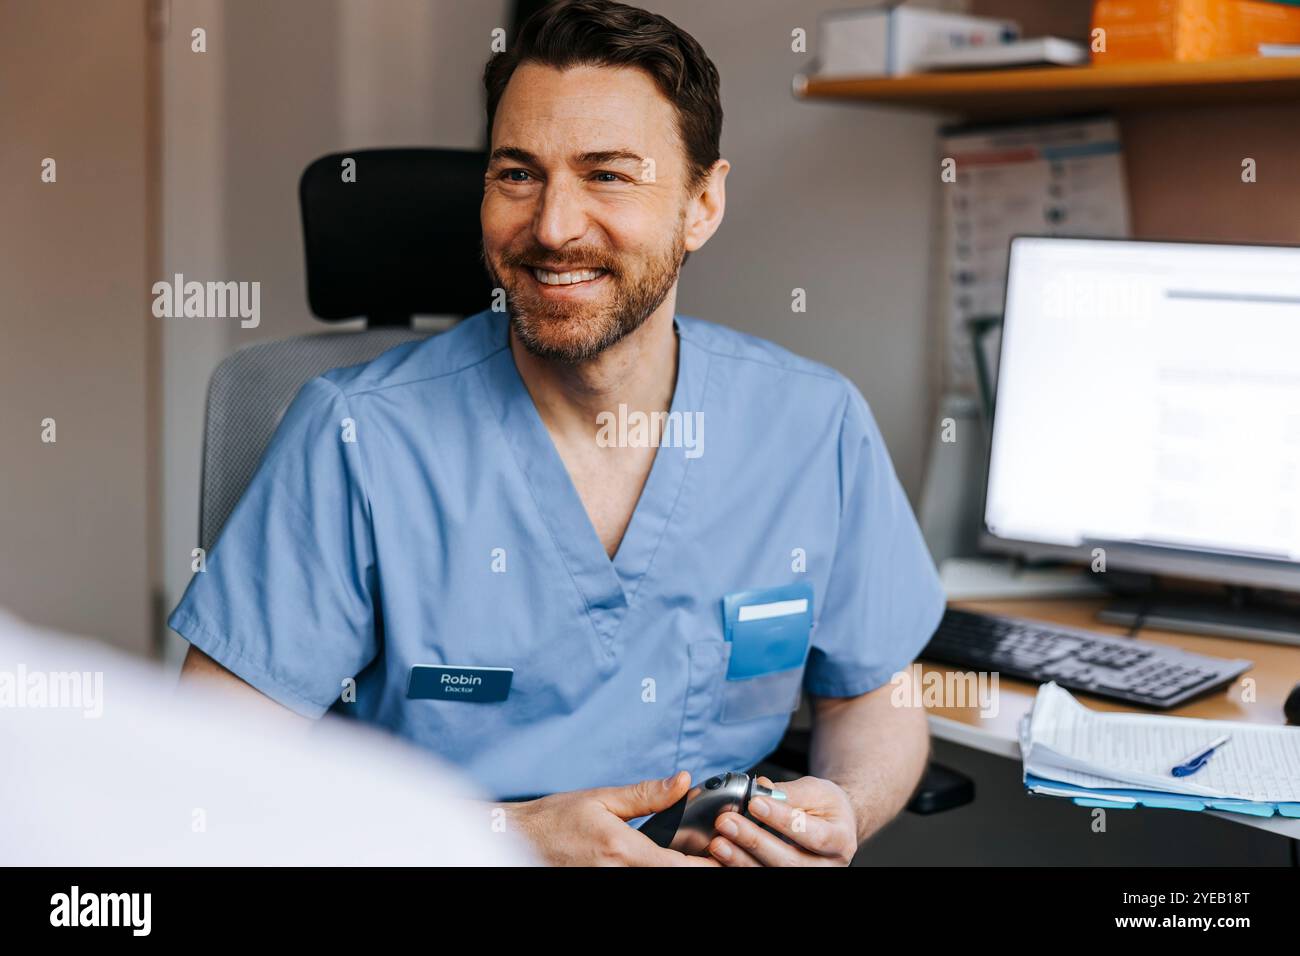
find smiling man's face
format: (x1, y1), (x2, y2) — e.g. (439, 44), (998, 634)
(482, 62), (694, 363)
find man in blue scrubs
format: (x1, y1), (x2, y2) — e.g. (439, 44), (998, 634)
(173, 0), (945, 867)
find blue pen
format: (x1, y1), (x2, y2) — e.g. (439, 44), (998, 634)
(1171, 734), (1232, 778)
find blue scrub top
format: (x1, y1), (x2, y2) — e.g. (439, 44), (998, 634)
(169, 309), (943, 800)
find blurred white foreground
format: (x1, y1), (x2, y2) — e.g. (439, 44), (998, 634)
(0, 609), (534, 865)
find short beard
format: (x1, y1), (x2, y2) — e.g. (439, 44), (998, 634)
(484, 225), (685, 364)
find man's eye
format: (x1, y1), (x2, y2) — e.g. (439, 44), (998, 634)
(592, 171), (622, 183)
(501, 169), (533, 183)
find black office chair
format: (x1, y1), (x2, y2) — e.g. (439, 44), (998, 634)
(198, 148), (493, 550)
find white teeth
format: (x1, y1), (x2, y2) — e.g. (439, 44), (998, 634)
(532, 267), (604, 286)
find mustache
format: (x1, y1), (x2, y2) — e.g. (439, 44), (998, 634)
(497, 246), (620, 274)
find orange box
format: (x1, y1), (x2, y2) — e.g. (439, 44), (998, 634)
(1091, 0), (1300, 62)
(1237, 0), (1300, 47)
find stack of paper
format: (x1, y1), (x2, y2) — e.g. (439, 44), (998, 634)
(915, 37), (1088, 71)
(1021, 682), (1300, 817)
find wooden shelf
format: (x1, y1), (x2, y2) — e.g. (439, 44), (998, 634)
(795, 57), (1300, 119)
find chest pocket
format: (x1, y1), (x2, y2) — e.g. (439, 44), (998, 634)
(719, 583), (812, 723)
(675, 637), (808, 782)
(720, 663), (806, 723)
(675, 585), (813, 776)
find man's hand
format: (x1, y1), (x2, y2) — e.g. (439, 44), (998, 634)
(502, 771), (721, 867)
(707, 775), (857, 866)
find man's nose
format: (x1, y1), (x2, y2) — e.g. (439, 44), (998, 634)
(532, 179), (589, 250)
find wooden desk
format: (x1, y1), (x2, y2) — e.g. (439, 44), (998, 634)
(923, 597), (1300, 838)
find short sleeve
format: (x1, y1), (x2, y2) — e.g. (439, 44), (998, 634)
(803, 382), (945, 698)
(168, 376), (379, 718)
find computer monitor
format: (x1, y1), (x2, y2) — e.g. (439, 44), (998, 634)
(982, 236), (1300, 641)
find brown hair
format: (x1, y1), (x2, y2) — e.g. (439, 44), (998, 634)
(484, 0), (723, 193)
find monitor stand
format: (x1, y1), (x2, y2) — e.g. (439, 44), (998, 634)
(1098, 588), (1300, 647)
(939, 556), (1104, 601)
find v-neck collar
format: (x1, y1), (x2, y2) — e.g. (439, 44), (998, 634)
(476, 311), (708, 662)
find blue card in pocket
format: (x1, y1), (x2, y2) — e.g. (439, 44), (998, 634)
(721, 583), (814, 680)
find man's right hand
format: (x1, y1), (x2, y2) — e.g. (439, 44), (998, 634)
(502, 771), (718, 867)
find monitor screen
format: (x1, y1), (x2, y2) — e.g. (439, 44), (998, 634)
(984, 237), (1300, 588)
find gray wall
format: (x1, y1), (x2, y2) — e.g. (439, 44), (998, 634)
(1, 0), (154, 655)
(644, 0), (942, 497)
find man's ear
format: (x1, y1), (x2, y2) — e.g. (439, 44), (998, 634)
(683, 159), (729, 254)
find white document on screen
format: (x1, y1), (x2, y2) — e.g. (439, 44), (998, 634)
(984, 238), (1300, 567)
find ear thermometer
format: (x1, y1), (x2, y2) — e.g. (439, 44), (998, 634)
(637, 771), (787, 855)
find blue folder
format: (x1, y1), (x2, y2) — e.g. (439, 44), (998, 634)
(1024, 772), (1300, 818)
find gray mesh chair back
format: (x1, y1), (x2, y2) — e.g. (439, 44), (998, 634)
(198, 330), (429, 552)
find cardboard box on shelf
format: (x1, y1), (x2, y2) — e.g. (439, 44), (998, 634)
(816, 7), (1019, 77)
(1091, 0), (1300, 63)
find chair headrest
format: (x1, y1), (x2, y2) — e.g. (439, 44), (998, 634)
(300, 148), (494, 325)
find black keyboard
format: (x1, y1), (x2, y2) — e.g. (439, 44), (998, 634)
(922, 609), (1252, 709)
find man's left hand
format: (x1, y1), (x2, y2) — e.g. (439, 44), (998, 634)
(707, 775), (858, 866)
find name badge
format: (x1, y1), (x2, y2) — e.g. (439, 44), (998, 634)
(407, 665), (513, 702)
